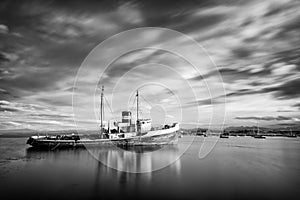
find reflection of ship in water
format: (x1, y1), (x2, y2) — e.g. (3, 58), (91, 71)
(90, 145), (181, 173)
(92, 145), (181, 198)
(26, 145), (181, 194)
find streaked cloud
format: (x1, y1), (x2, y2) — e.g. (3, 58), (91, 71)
(0, 24), (8, 34)
(0, 0), (299, 130)
(235, 115), (298, 121)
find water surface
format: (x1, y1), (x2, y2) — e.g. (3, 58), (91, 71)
(0, 136), (299, 200)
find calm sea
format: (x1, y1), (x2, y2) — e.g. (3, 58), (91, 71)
(0, 136), (299, 200)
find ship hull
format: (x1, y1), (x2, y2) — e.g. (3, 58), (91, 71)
(27, 123), (179, 149)
(27, 131), (178, 149)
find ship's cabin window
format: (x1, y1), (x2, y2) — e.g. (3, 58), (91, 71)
(139, 119), (151, 124)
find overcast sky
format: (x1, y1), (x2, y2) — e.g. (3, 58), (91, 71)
(0, 0), (299, 131)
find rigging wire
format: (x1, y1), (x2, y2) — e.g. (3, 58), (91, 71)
(139, 94), (167, 115)
(129, 94), (144, 120)
(104, 95), (117, 121)
(99, 91), (168, 123)
(132, 95), (136, 110)
(140, 94), (153, 108)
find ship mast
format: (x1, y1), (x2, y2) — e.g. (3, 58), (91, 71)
(257, 120), (259, 135)
(136, 90), (139, 133)
(100, 85), (104, 138)
(136, 90), (139, 122)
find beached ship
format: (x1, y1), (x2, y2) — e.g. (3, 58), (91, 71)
(27, 86), (179, 148)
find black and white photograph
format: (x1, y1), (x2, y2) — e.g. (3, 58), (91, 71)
(0, 0), (299, 200)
